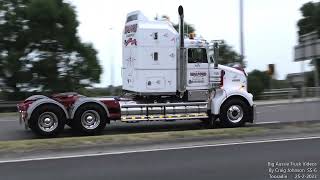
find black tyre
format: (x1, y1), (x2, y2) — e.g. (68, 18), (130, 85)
(72, 104), (107, 135)
(220, 98), (249, 128)
(29, 104), (66, 137)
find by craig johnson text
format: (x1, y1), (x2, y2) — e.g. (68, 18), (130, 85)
(267, 161), (318, 179)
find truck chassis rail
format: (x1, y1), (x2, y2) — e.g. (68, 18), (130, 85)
(120, 102), (209, 121)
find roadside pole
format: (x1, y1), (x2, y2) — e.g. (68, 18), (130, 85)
(301, 61), (306, 99)
(314, 59), (319, 97)
(312, 33), (319, 97)
(239, 0), (244, 61)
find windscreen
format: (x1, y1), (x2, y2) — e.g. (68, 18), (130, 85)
(126, 14), (138, 23)
(188, 48), (208, 63)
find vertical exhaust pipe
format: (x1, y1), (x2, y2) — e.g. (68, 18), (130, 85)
(177, 5), (186, 95)
(213, 42), (219, 68)
(178, 6), (184, 48)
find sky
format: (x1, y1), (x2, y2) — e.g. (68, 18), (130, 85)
(68, 0), (314, 87)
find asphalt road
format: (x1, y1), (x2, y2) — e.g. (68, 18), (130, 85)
(0, 101), (319, 141)
(1, 137), (319, 180)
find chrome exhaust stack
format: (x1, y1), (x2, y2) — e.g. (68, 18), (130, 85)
(177, 5), (187, 95)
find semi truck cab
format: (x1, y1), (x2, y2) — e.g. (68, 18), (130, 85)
(17, 6), (255, 138)
(122, 9), (248, 102)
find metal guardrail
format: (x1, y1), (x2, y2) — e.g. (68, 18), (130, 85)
(0, 101), (19, 112)
(0, 101), (19, 108)
(260, 87), (320, 100)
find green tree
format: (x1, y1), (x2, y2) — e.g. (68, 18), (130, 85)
(218, 41), (246, 67)
(297, 2), (320, 86)
(297, 2), (320, 36)
(0, 0), (32, 99)
(0, 0), (102, 100)
(247, 70), (270, 99)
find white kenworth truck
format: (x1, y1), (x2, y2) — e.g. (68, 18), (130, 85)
(17, 6), (255, 137)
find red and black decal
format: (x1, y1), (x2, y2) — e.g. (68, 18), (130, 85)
(124, 38), (137, 46)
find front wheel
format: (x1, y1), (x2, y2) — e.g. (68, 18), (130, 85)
(220, 98), (249, 128)
(72, 104), (107, 135)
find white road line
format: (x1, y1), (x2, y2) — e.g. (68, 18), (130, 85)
(0, 120), (16, 122)
(255, 121), (281, 125)
(262, 105), (283, 108)
(0, 136), (320, 164)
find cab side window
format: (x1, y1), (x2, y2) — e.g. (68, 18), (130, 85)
(188, 48), (208, 63)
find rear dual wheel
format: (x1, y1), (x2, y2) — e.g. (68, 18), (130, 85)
(29, 104), (66, 137)
(72, 104), (107, 135)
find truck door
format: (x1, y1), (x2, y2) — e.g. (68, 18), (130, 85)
(186, 48), (209, 90)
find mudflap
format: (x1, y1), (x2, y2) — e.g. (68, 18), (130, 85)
(248, 104), (256, 123)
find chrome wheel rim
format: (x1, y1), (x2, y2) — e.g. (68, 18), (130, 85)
(81, 110), (100, 130)
(227, 105), (243, 123)
(38, 112), (59, 132)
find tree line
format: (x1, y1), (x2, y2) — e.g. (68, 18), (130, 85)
(0, 0), (101, 100)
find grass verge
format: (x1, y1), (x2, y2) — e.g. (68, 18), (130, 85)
(0, 112), (18, 117)
(0, 122), (320, 153)
(0, 127), (266, 153)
